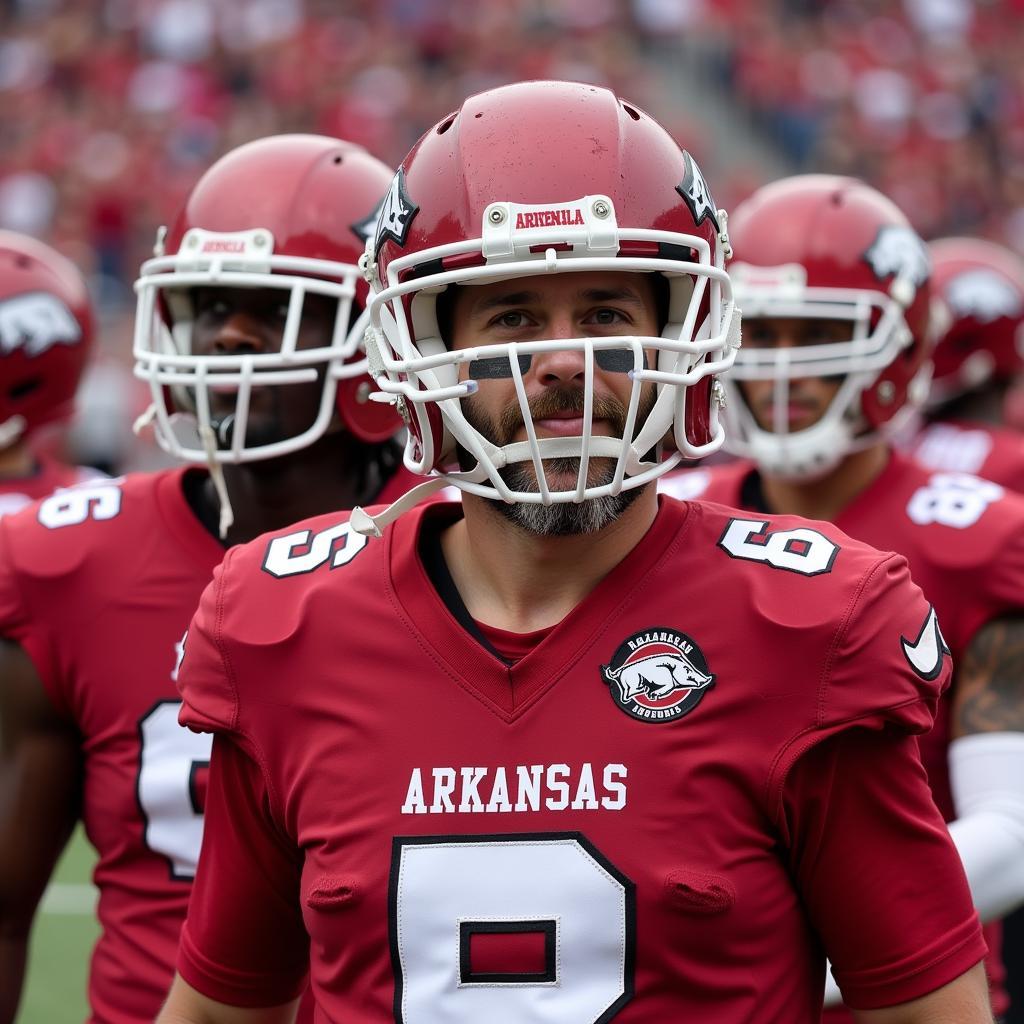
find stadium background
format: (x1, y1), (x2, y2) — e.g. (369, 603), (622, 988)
(1, 0), (1023, 1019)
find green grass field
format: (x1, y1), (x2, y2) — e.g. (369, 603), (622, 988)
(19, 826), (98, 1023)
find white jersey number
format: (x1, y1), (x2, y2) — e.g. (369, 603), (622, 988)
(906, 473), (1003, 529)
(137, 700), (212, 879)
(37, 481), (122, 529)
(718, 518), (839, 576)
(391, 834), (634, 1023)
(261, 521), (368, 578)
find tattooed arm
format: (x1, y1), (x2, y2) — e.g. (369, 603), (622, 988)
(946, 615), (1024, 922)
(954, 616), (1024, 737)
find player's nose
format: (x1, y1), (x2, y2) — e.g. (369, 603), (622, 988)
(530, 315), (587, 385)
(208, 311), (267, 356)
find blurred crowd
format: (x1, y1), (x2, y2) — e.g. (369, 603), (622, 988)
(706, 0), (1024, 250)
(0, 0), (691, 314)
(2, 0), (1023, 470)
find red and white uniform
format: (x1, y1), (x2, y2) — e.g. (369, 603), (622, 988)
(176, 497), (984, 1023)
(680, 452), (1024, 1019)
(0, 469), (223, 1022)
(0, 462), (419, 1022)
(906, 419), (1024, 493)
(0, 453), (98, 519)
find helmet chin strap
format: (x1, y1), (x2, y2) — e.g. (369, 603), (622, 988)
(214, 413), (236, 446)
(134, 401), (235, 539)
(132, 403), (157, 437)
(351, 476), (452, 538)
(198, 420), (234, 540)
(0, 415), (27, 450)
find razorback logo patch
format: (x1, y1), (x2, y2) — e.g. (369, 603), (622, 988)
(602, 627), (715, 723)
(863, 225), (930, 287)
(0, 292), (81, 358)
(945, 269), (1023, 323)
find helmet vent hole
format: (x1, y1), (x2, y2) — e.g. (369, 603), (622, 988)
(333, 154), (344, 165)
(437, 115), (457, 135)
(14, 255), (30, 269)
(622, 104), (641, 121)
(9, 377), (40, 401)
(474, 112), (483, 119)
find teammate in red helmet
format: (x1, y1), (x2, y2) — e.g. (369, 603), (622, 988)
(0, 230), (98, 516)
(680, 173), (1024, 1020)
(905, 237), (1024, 490)
(0, 134), (410, 1024)
(159, 85), (988, 1023)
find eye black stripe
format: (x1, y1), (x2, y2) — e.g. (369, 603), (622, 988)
(467, 348), (643, 380)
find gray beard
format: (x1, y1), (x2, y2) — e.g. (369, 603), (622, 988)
(486, 458), (647, 536)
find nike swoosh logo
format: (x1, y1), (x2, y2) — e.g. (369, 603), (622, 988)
(901, 606), (950, 681)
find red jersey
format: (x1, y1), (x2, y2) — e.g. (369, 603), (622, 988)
(906, 419), (1024, 492)
(0, 469), (223, 1022)
(0, 452), (98, 519)
(0, 463), (419, 1022)
(685, 452), (1024, 1017)
(176, 497), (984, 1022)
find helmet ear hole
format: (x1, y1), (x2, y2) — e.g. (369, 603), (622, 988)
(335, 374), (403, 444)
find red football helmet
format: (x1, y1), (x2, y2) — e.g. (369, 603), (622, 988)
(363, 80), (739, 511)
(0, 230), (94, 447)
(927, 237), (1024, 408)
(133, 134), (401, 463)
(723, 174), (932, 479)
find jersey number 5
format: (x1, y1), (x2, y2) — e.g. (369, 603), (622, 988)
(261, 521), (368, 578)
(137, 700), (212, 880)
(718, 518), (839, 575)
(390, 833), (635, 1023)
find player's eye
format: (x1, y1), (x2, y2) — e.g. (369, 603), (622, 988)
(492, 311), (530, 329)
(800, 322), (852, 346)
(197, 299), (231, 320)
(589, 308), (627, 326)
(743, 325), (776, 347)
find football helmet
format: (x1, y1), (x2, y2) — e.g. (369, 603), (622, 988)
(133, 134), (401, 463)
(362, 80), (738, 516)
(926, 237), (1024, 408)
(0, 230), (94, 448)
(722, 174), (932, 479)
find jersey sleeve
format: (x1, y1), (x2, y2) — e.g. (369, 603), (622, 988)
(177, 733), (309, 1007)
(821, 553), (951, 735)
(176, 548), (239, 735)
(766, 552), (952, 808)
(781, 727), (986, 1009)
(0, 514), (63, 711)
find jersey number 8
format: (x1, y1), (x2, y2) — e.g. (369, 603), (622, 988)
(391, 833), (635, 1023)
